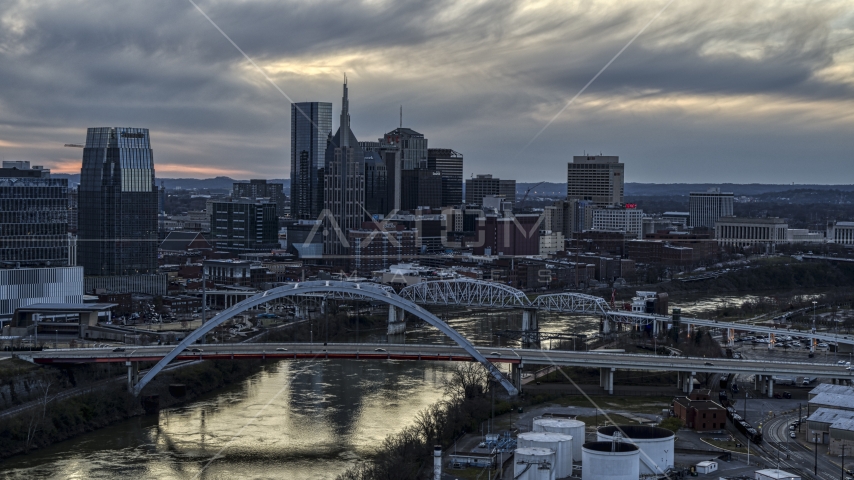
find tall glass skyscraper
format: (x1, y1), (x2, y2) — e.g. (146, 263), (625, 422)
(291, 102), (332, 220)
(78, 127), (158, 276)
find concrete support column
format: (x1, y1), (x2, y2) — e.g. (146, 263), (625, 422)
(126, 361), (133, 392)
(761, 376), (768, 395)
(522, 309), (539, 347)
(653, 319), (659, 336)
(768, 377), (774, 398)
(522, 309), (538, 332)
(511, 363), (522, 391)
(608, 368), (615, 395)
(387, 306), (406, 335)
(677, 371), (682, 390)
(688, 372), (695, 394)
(602, 317), (611, 334)
(126, 361), (138, 393)
(754, 374), (760, 391)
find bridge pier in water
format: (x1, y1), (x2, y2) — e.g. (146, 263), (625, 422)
(387, 305), (406, 335)
(521, 309), (539, 348)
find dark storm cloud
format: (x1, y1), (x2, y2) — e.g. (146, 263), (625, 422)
(0, 0), (852, 181)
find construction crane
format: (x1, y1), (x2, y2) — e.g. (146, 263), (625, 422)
(519, 181), (545, 205)
(64, 143), (84, 148)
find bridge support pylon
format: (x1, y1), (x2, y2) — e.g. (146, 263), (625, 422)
(607, 367), (615, 395)
(680, 372), (695, 394)
(511, 363), (522, 392)
(599, 367), (615, 394)
(126, 361), (138, 393)
(521, 309), (539, 348)
(388, 306), (406, 335)
(767, 377), (774, 398)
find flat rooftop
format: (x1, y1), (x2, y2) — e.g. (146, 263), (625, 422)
(16, 303), (117, 313)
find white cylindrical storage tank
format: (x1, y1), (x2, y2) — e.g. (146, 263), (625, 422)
(581, 442), (639, 480)
(596, 425), (675, 475)
(517, 432), (573, 479)
(514, 447), (557, 480)
(533, 417), (585, 461)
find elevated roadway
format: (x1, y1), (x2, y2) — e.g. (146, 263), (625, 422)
(19, 343), (853, 395)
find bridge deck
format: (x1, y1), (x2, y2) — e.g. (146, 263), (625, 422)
(19, 343), (854, 379)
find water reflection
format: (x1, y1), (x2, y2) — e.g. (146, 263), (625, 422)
(1, 291), (783, 479)
(1, 360), (451, 480)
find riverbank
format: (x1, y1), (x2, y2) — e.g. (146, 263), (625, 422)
(0, 357), (266, 459)
(654, 260), (854, 296)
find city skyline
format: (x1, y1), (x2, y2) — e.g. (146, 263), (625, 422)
(1, 1), (853, 184)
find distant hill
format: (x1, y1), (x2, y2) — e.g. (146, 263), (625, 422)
(517, 182), (854, 197)
(53, 174), (291, 193)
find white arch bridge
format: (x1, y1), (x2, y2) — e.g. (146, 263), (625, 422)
(131, 281), (518, 397)
(112, 279), (850, 397)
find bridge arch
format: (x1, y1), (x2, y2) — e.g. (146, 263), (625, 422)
(132, 281), (518, 396)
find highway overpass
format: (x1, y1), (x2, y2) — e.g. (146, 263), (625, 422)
(18, 342), (853, 398)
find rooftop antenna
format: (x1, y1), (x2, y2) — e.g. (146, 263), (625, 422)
(400, 105), (403, 128)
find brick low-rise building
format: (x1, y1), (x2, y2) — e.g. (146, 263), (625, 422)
(673, 397), (726, 431)
(348, 225), (418, 277)
(162, 295), (202, 316)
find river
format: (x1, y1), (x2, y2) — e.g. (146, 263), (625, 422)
(0, 360), (451, 480)
(0, 292), (794, 478)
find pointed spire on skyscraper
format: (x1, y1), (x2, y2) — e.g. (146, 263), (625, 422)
(340, 74), (350, 148)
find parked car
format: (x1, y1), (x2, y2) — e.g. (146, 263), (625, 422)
(790, 432), (797, 438)
(112, 347), (126, 352)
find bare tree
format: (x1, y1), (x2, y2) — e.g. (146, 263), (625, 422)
(442, 363), (490, 403)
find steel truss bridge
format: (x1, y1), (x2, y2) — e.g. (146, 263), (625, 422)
(20, 279), (851, 397)
(199, 279), (853, 348)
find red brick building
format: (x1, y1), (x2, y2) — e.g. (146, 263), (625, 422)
(673, 397), (727, 431)
(472, 214), (541, 257)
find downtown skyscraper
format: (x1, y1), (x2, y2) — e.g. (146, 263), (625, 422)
(323, 78), (365, 257)
(78, 127), (158, 276)
(291, 102), (332, 220)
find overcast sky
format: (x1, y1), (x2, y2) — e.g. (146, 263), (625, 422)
(1, 0), (853, 183)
